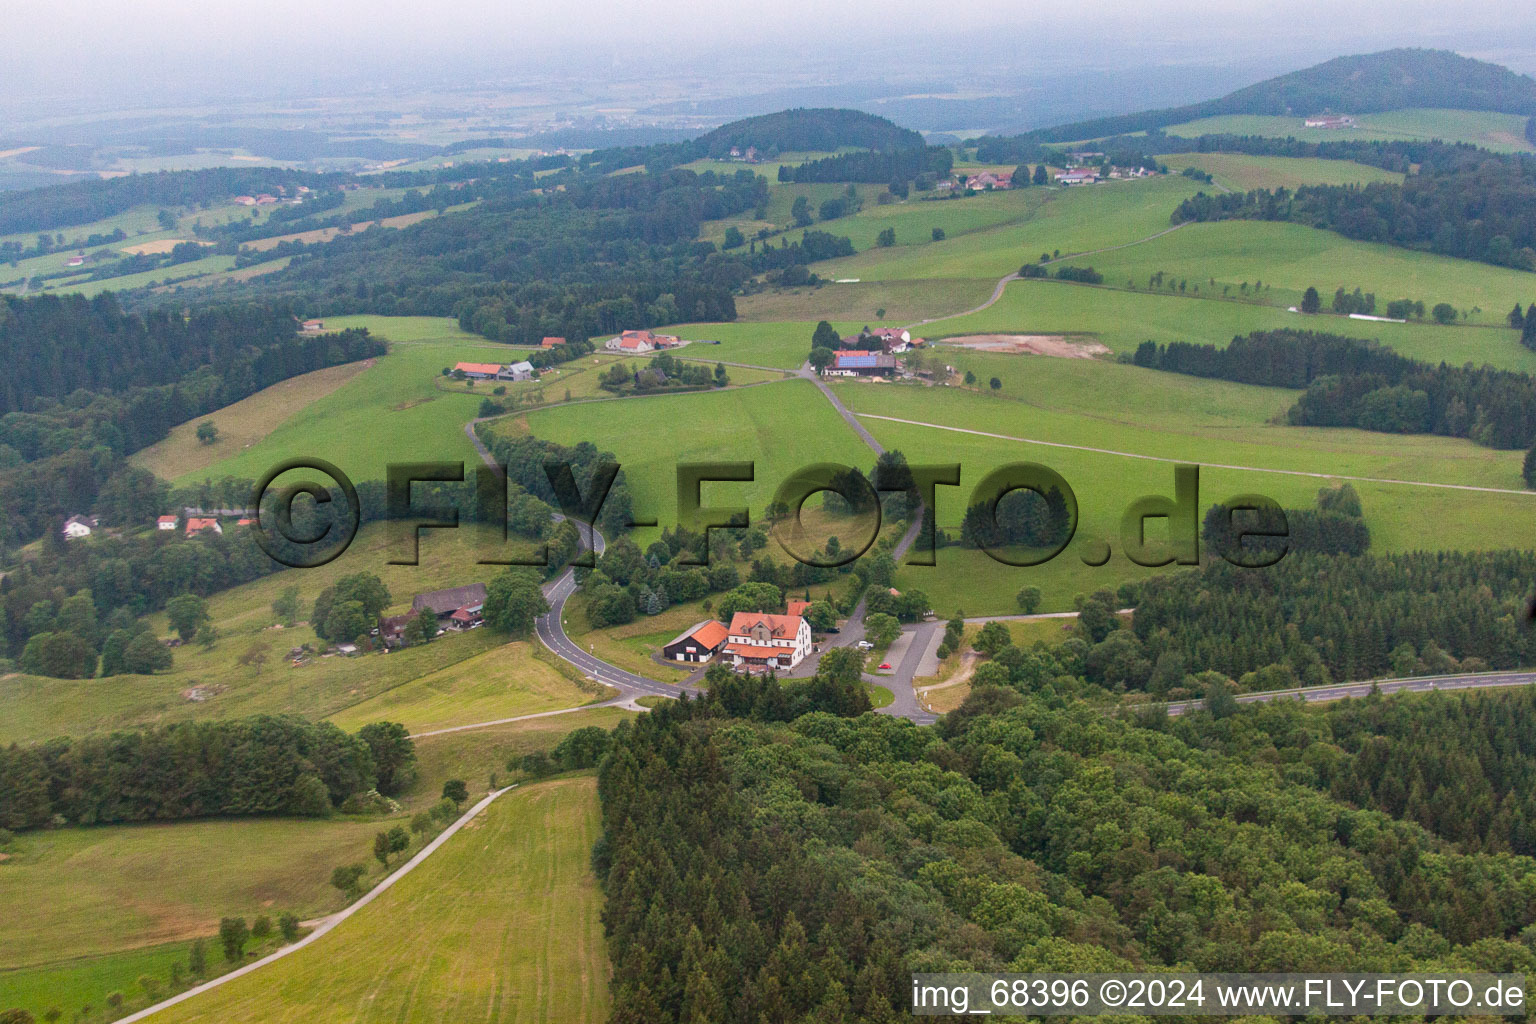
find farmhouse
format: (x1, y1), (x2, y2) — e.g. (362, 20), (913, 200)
(785, 600), (811, 618)
(1304, 115), (1356, 129)
(541, 336), (567, 348)
(723, 612), (812, 673)
(607, 329), (681, 353)
(379, 611), (425, 647)
(827, 350), (898, 378)
(662, 619), (729, 663)
(1055, 168), (1099, 186)
(412, 583), (488, 627)
(446, 605), (484, 631)
(499, 361), (535, 382)
(234, 195), (257, 206)
(453, 361), (504, 380)
(300, 319), (325, 332)
(964, 171), (1012, 191)
(156, 515), (179, 531)
(66, 254), (85, 267)
(61, 515), (97, 539)
(185, 517), (222, 538)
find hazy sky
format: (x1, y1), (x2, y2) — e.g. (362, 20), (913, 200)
(9, 0), (1536, 111)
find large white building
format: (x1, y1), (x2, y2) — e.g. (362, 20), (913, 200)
(723, 612), (812, 673)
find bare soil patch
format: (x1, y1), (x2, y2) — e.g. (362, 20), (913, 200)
(121, 238), (211, 255)
(940, 333), (1110, 358)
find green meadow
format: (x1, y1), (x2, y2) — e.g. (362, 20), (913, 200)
(926, 279), (1535, 370)
(824, 361), (1536, 613)
(1053, 219), (1536, 325)
(1164, 108), (1536, 153)
(149, 777), (610, 1024)
(0, 523), (596, 744)
(509, 378), (874, 552)
(819, 176), (1204, 282)
(1160, 152), (1405, 190)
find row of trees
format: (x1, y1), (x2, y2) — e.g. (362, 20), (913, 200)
(1131, 327), (1536, 449)
(1172, 154), (1536, 271)
(0, 715), (415, 830)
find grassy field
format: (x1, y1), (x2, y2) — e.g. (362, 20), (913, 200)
(0, 817), (386, 969)
(0, 523), (590, 744)
(505, 378), (874, 552)
(1160, 152), (1405, 190)
(736, 278), (996, 324)
(822, 357), (1536, 613)
(817, 176), (1204, 283)
(132, 359), (375, 480)
(325, 641), (603, 733)
(924, 278), (1536, 370)
(1052, 220), (1536, 326)
(561, 595), (709, 682)
(0, 708), (630, 1018)
(1164, 108), (1536, 153)
(161, 336), (504, 487)
(149, 777), (610, 1024)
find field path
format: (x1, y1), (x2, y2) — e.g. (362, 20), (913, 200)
(114, 785), (518, 1023)
(903, 221), (1190, 331)
(857, 413), (1536, 497)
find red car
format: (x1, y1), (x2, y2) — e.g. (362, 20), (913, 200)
(879, 662), (892, 670)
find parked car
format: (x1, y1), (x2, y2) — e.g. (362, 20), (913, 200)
(879, 662), (892, 670)
(857, 640), (874, 650)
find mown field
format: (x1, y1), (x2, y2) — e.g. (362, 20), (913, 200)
(1164, 108), (1536, 153)
(1053, 219), (1536, 326)
(148, 777), (609, 1024)
(925, 278), (1535, 370)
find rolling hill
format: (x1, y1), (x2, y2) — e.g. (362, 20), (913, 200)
(996, 48), (1536, 144)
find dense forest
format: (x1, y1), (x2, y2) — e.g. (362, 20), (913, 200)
(698, 108), (924, 156)
(977, 48), (1536, 146)
(1172, 152), (1536, 270)
(1132, 329), (1536, 449)
(0, 715), (414, 829)
(1130, 550), (1536, 688)
(218, 166), (774, 344)
(597, 669), (1536, 1022)
(1203, 483), (1372, 561)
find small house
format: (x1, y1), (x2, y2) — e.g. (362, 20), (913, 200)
(379, 611), (424, 647)
(499, 361), (535, 382)
(662, 620), (729, 663)
(446, 605), (484, 631)
(62, 514), (97, 539)
(185, 517), (222, 538)
(301, 319), (325, 332)
(156, 515), (179, 531)
(1055, 168), (1099, 186)
(541, 336), (567, 348)
(412, 583), (489, 625)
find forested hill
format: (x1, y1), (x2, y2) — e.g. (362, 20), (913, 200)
(988, 48), (1536, 145)
(696, 108), (925, 156)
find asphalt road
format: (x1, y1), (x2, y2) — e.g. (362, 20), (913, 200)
(1165, 670), (1536, 715)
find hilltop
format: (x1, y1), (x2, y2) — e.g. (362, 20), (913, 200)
(696, 107), (924, 157)
(1016, 48), (1536, 143)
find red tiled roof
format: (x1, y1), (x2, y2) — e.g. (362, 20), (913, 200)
(725, 642), (789, 660)
(727, 612), (804, 638)
(541, 336), (566, 347)
(785, 601), (811, 617)
(688, 620), (728, 649)
(454, 361), (502, 375)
